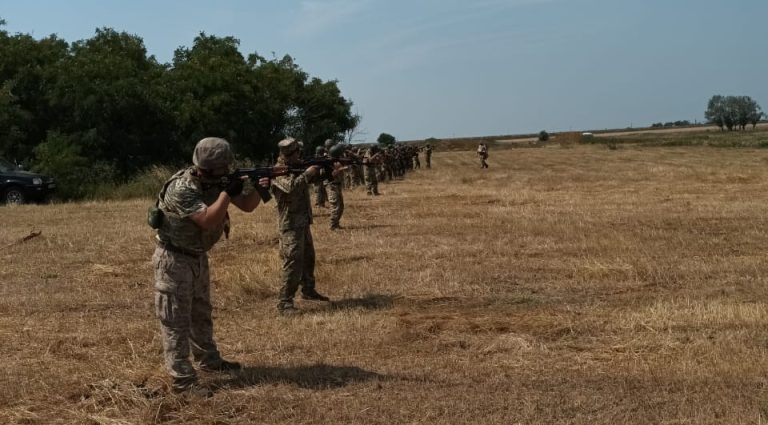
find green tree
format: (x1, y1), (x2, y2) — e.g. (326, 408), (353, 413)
(47, 28), (172, 176)
(377, 133), (396, 146)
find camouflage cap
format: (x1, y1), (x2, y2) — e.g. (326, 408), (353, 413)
(193, 137), (233, 170)
(278, 137), (301, 155)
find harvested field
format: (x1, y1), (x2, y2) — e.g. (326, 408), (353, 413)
(2, 143), (768, 424)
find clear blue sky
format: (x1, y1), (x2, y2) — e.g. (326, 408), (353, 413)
(3, 0), (766, 142)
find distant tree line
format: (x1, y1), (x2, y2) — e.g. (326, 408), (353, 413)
(705, 95), (763, 131)
(650, 120), (691, 128)
(0, 19), (358, 198)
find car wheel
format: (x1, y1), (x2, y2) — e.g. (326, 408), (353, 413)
(4, 186), (26, 205)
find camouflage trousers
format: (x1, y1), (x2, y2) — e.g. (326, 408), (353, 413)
(425, 156), (431, 168)
(153, 247), (222, 385)
(313, 181), (327, 207)
(325, 181), (344, 228)
(364, 166), (379, 195)
(278, 226), (317, 305)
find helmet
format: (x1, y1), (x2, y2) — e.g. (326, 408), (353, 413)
(324, 139), (335, 149)
(193, 137), (233, 170)
(315, 146), (326, 156)
(329, 144), (345, 158)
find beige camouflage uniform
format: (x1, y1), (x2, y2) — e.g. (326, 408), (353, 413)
(325, 164), (345, 230)
(153, 167), (229, 389)
(271, 154), (323, 310)
(363, 148), (380, 195)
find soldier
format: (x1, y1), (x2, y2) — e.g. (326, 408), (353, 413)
(271, 137), (330, 315)
(424, 144), (433, 169)
(313, 145), (328, 208)
(152, 137), (272, 393)
(477, 142), (489, 168)
(412, 147), (421, 169)
(363, 145), (381, 195)
(326, 144), (348, 230)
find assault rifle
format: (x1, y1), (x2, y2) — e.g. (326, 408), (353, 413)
(302, 157), (363, 180)
(222, 166), (293, 203)
(224, 157), (362, 202)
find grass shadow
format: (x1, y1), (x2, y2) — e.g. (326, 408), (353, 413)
(211, 363), (386, 391)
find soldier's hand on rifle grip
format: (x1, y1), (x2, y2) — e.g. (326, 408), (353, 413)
(305, 165), (321, 178)
(225, 176), (245, 198)
(257, 177), (270, 188)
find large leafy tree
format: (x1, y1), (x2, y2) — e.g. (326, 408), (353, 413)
(47, 28), (172, 176)
(0, 21), (68, 162)
(705, 95), (763, 131)
(0, 22), (360, 199)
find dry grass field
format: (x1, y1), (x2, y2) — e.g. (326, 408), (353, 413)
(3, 142), (768, 424)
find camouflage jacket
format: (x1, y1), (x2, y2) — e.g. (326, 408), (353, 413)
(270, 161), (318, 231)
(157, 167), (226, 254)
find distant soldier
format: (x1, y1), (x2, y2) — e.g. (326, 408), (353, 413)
(412, 147), (421, 169)
(326, 144), (348, 230)
(313, 145), (328, 208)
(271, 137), (330, 315)
(152, 137), (271, 393)
(424, 144), (433, 168)
(363, 145), (381, 195)
(477, 142), (489, 168)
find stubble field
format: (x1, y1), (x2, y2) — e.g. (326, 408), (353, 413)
(2, 142), (768, 424)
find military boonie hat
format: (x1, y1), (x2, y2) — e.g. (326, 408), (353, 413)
(278, 137), (301, 155)
(193, 137), (233, 170)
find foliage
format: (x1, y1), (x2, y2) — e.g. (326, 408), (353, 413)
(0, 21), (358, 200)
(705, 95), (763, 131)
(377, 133), (396, 146)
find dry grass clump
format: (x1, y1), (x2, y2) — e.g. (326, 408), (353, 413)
(2, 143), (768, 423)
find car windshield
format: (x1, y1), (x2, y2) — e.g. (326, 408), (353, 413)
(0, 158), (16, 172)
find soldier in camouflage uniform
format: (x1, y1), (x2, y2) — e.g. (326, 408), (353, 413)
(325, 144), (348, 230)
(363, 145), (381, 196)
(313, 146), (328, 208)
(152, 137), (271, 393)
(424, 144), (433, 168)
(271, 137), (330, 315)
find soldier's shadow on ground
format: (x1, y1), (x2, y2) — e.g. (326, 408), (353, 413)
(327, 293), (396, 311)
(343, 223), (393, 230)
(210, 363), (386, 391)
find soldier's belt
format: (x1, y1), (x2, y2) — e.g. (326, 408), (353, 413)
(157, 240), (203, 258)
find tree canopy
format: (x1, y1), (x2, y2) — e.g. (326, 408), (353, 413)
(705, 95), (763, 131)
(0, 20), (359, 198)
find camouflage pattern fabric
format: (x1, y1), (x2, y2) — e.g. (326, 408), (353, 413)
(153, 166), (232, 389)
(157, 167), (226, 254)
(363, 149), (379, 195)
(153, 247), (224, 389)
(313, 181), (327, 207)
(271, 162), (319, 306)
(324, 170), (344, 228)
(277, 227), (316, 304)
(425, 146), (432, 168)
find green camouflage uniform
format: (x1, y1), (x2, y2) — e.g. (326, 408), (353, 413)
(271, 160), (320, 308)
(424, 146), (432, 168)
(324, 167), (345, 229)
(153, 167), (228, 389)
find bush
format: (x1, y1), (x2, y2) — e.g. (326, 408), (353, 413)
(538, 131), (549, 142)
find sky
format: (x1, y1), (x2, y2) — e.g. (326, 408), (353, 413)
(2, 0), (767, 142)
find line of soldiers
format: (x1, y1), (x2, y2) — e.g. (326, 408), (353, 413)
(150, 136), (435, 394)
(313, 140), (433, 207)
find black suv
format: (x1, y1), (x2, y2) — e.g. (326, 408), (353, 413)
(0, 158), (56, 204)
